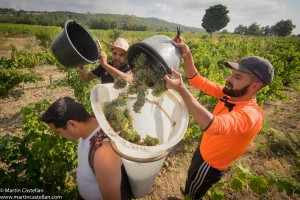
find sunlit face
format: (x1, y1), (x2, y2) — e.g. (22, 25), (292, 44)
(48, 122), (80, 141)
(222, 69), (254, 97)
(111, 48), (127, 68)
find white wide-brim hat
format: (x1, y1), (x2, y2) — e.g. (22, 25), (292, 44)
(106, 37), (129, 52)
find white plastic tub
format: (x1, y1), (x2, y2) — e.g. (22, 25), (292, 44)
(90, 83), (189, 198)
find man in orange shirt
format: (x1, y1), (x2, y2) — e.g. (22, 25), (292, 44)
(164, 41), (274, 200)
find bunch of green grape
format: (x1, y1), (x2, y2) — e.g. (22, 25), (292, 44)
(103, 96), (132, 132)
(106, 52), (168, 146)
(103, 95), (159, 146)
(113, 76), (127, 89)
(119, 129), (159, 146)
(127, 53), (167, 113)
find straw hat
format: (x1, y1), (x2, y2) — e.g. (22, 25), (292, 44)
(106, 37), (129, 52)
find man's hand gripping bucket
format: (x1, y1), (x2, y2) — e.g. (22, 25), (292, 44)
(90, 83), (189, 198)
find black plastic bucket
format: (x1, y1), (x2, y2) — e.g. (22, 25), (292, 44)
(51, 20), (99, 68)
(127, 35), (181, 74)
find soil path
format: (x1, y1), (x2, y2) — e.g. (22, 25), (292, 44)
(0, 65), (74, 137)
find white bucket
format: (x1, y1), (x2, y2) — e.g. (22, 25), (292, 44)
(90, 83), (189, 198)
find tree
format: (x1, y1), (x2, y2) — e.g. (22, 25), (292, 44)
(246, 23), (262, 36)
(201, 4), (230, 34)
(90, 18), (117, 30)
(273, 19), (296, 36)
(122, 15), (140, 31)
(261, 26), (275, 36)
(234, 25), (248, 35)
(221, 29), (229, 34)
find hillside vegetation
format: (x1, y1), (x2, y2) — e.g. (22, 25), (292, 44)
(0, 8), (204, 33)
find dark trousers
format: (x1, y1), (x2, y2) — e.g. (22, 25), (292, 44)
(121, 164), (134, 200)
(184, 145), (225, 200)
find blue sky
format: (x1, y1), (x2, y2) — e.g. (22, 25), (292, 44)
(1, 0), (299, 34)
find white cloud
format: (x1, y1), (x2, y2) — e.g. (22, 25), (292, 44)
(0, 0), (299, 34)
(220, 0), (287, 31)
(147, 3), (172, 14)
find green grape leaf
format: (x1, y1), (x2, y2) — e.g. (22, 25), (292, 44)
(249, 176), (269, 194)
(231, 177), (246, 191)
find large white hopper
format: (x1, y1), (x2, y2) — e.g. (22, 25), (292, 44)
(90, 83), (189, 198)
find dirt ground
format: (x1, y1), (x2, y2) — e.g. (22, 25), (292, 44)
(1, 38), (299, 200)
(0, 65), (74, 137)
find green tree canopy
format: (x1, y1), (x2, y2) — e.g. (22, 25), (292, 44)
(90, 18), (117, 30)
(273, 19), (296, 36)
(234, 25), (248, 35)
(201, 4), (230, 34)
(246, 23), (262, 36)
(261, 25), (275, 36)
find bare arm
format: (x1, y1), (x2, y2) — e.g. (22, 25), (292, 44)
(164, 68), (214, 130)
(93, 142), (122, 200)
(100, 51), (133, 83)
(76, 49), (133, 83)
(173, 41), (198, 79)
(76, 67), (98, 82)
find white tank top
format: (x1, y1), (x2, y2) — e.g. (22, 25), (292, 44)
(77, 127), (103, 200)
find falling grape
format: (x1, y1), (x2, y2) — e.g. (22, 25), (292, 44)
(128, 53), (167, 113)
(103, 95), (159, 146)
(106, 52), (167, 146)
(113, 76), (127, 89)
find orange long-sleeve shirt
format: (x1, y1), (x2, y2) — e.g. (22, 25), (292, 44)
(188, 73), (264, 170)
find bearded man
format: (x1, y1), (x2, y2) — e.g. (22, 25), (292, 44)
(77, 37), (133, 83)
(164, 40), (274, 200)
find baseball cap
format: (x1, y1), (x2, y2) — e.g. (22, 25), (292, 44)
(225, 56), (274, 85)
(106, 37), (129, 52)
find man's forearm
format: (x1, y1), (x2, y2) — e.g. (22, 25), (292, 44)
(182, 48), (198, 79)
(176, 85), (214, 130)
(102, 63), (133, 82)
(80, 71), (97, 82)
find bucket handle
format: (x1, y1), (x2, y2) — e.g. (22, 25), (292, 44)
(108, 139), (170, 163)
(96, 39), (103, 51)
